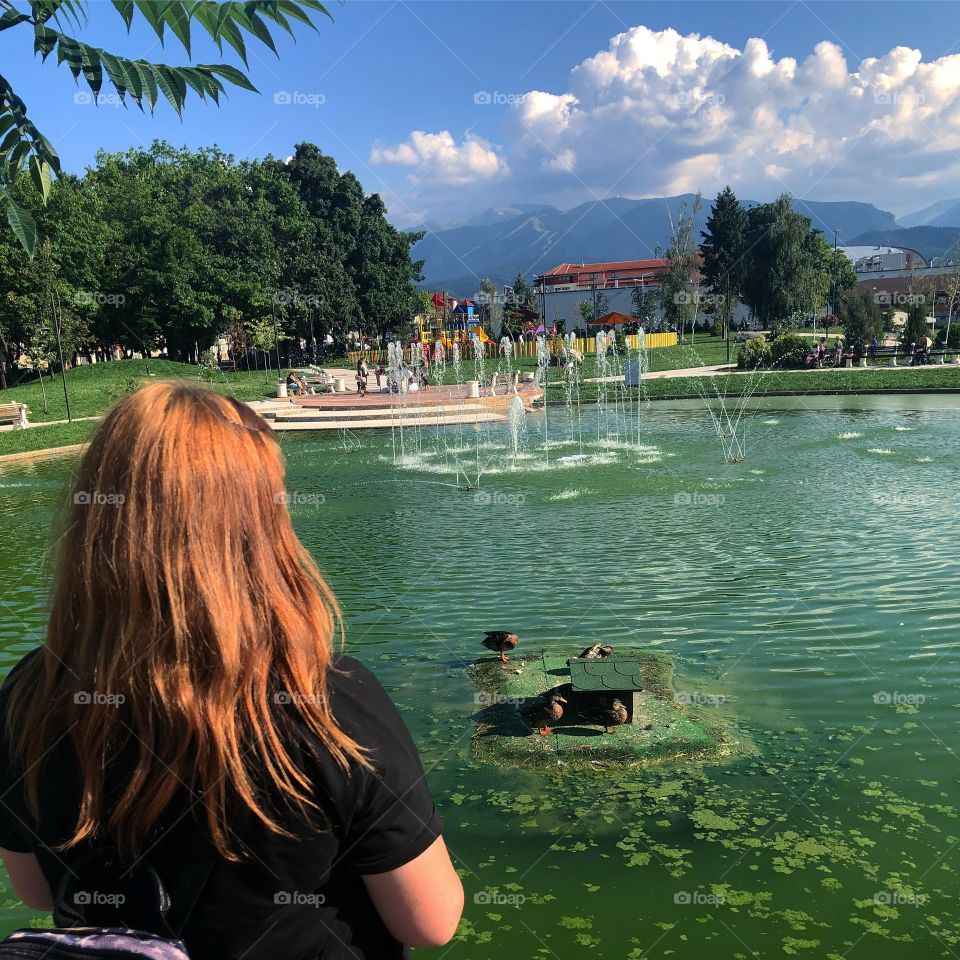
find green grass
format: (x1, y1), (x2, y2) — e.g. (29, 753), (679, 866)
(0, 359), (289, 426)
(0, 359), (295, 459)
(0, 419), (98, 458)
(547, 364), (960, 404)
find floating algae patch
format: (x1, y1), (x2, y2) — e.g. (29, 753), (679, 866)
(469, 652), (755, 771)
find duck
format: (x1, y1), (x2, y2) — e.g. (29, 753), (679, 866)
(519, 691), (567, 736)
(591, 698), (629, 734)
(483, 631), (520, 662)
(578, 642), (614, 659)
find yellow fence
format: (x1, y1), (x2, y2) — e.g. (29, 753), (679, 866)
(348, 332), (677, 365)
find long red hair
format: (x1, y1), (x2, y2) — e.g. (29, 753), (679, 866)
(7, 381), (367, 859)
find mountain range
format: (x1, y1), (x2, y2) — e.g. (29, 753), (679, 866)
(413, 195), (960, 295)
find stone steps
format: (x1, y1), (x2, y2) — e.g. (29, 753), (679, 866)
(268, 410), (506, 431)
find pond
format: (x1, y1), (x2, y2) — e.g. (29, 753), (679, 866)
(2, 393), (959, 957)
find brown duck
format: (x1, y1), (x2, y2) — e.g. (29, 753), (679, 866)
(483, 631), (520, 662)
(578, 642), (614, 659)
(520, 691), (567, 736)
(593, 698), (629, 734)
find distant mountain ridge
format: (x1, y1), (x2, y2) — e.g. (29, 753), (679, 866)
(898, 198), (960, 229)
(845, 226), (960, 263)
(415, 196), (900, 294)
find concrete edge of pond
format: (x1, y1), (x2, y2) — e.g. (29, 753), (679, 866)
(0, 443), (90, 468)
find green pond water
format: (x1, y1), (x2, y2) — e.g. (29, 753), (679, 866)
(2, 393), (960, 958)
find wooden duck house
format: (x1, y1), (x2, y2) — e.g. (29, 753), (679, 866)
(567, 657), (644, 723)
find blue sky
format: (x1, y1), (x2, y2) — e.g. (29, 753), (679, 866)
(5, 2), (960, 226)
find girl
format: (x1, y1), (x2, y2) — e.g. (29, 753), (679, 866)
(0, 382), (462, 958)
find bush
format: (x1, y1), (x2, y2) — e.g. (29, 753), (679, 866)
(770, 333), (810, 369)
(737, 336), (772, 369)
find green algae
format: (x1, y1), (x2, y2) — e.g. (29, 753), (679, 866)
(469, 651), (755, 771)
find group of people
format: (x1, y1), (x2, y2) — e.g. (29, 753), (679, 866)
(807, 338), (847, 368)
(356, 357), (429, 395)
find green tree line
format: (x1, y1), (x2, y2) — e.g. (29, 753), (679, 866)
(0, 140), (424, 383)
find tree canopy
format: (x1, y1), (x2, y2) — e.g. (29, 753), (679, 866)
(0, 140), (424, 364)
(0, 0), (330, 254)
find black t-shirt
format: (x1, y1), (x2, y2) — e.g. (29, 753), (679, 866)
(0, 651), (443, 960)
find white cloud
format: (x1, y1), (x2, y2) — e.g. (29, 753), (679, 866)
(375, 26), (960, 224)
(370, 130), (508, 185)
(505, 26), (960, 206)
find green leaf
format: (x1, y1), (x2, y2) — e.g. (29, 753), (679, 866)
(1, 193), (37, 257)
(154, 64), (186, 114)
(29, 156), (52, 202)
(202, 62), (257, 93)
(111, 0), (134, 30)
(132, 0), (168, 42)
(164, 2), (191, 55)
(0, 9), (31, 31)
(217, 16), (248, 66)
(33, 23), (59, 58)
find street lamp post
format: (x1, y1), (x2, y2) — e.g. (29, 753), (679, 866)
(832, 228), (839, 336)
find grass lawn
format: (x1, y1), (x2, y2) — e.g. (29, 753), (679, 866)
(0, 359), (294, 426)
(550, 364), (960, 403)
(0, 419), (98, 459)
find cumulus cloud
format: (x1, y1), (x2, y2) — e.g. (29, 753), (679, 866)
(506, 26), (960, 206)
(370, 130), (508, 185)
(375, 26), (960, 224)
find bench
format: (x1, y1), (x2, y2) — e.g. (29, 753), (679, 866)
(297, 369), (336, 393)
(0, 402), (30, 427)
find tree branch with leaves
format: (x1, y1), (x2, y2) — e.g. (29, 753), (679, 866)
(0, 0), (330, 254)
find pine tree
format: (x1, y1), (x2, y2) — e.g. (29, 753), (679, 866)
(699, 187), (746, 339)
